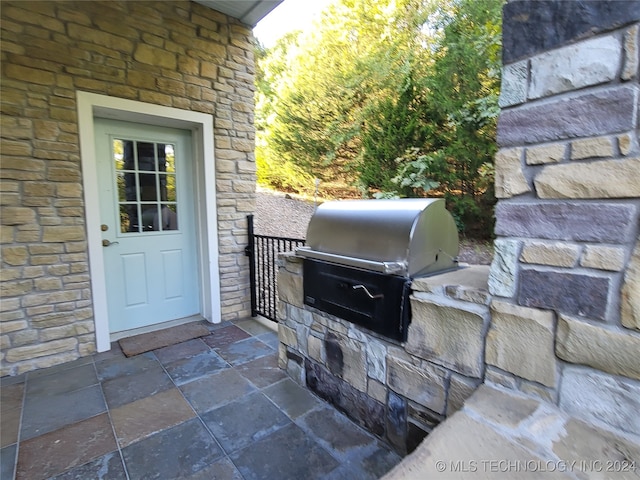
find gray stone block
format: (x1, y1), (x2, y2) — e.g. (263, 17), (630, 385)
(305, 359), (385, 437)
(518, 269), (610, 321)
(365, 338), (387, 383)
(559, 366), (640, 436)
(488, 239), (520, 298)
(622, 240), (640, 331)
(386, 390), (407, 454)
(497, 86), (638, 147)
(463, 384), (540, 428)
(529, 35), (621, 100)
(502, 0), (640, 63)
(623, 24), (639, 80)
(499, 61), (528, 107)
(495, 201), (638, 244)
(446, 374), (481, 417)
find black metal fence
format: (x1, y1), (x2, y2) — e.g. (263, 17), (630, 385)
(245, 214), (306, 322)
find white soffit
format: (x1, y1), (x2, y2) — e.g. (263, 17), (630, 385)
(194, 0), (283, 27)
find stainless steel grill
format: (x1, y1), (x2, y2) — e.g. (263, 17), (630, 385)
(297, 198), (459, 277)
(297, 198), (459, 342)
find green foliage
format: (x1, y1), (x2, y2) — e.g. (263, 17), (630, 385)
(255, 0), (504, 238)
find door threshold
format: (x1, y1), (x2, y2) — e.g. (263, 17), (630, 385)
(110, 314), (206, 342)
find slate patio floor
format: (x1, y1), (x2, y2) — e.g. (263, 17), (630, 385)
(1, 318), (402, 480)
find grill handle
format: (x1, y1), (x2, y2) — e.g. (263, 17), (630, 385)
(352, 284), (384, 300)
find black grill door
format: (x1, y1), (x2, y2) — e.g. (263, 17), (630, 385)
(303, 259), (410, 342)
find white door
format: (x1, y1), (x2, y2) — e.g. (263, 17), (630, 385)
(95, 119), (200, 333)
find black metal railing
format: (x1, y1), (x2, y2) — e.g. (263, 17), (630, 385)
(245, 214), (305, 322)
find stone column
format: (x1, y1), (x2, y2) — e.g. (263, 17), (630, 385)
(488, 0), (640, 436)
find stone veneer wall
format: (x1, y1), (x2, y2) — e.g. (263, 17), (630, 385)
(0, 1), (255, 376)
(278, 257), (493, 454)
(489, 1), (640, 436)
(277, 0), (640, 452)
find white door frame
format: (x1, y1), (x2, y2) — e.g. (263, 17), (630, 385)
(77, 91), (221, 352)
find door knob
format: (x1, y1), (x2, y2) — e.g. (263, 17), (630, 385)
(102, 239), (119, 247)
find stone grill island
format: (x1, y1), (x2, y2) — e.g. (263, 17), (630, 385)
(278, 258), (492, 453)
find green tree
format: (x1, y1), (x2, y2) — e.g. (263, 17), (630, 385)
(403, 0), (502, 236)
(255, 0), (503, 236)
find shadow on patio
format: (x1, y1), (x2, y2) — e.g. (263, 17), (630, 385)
(1, 318), (402, 480)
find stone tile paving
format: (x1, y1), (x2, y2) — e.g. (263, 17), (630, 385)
(1, 318), (402, 480)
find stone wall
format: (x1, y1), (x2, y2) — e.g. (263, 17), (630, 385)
(0, 1), (255, 376)
(277, 255), (492, 454)
(490, 1), (640, 436)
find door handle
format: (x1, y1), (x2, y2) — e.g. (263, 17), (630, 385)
(102, 239), (119, 247)
(352, 284), (384, 300)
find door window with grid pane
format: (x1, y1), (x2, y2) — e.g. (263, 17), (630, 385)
(114, 139), (178, 233)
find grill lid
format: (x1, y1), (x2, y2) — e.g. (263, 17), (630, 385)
(297, 198), (459, 277)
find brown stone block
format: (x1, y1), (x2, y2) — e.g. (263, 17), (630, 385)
(190, 100), (215, 114)
(487, 300), (558, 387)
(16, 413), (116, 480)
(622, 240), (640, 331)
(535, 157), (640, 199)
(57, 7), (92, 26)
(0, 279), (32, 297)
(23, 182), (56, 197)
(0, 206), (35, 225)
(30, 311), (76, 328)
(494, 147), (530, 198)
(67, 23), (133, 53)
(73, 77), (109, 92)
(1, 245), (28, 265)
(1, 157), (45, 173)
(4, 63), (56, 85)
(407, 294), (489, 378)
(387, 356), (447, 415)
(579, 245), (625, 272)
(111, 388), (195, 448)
(2, 139), (32, 156)
(42, 225), (85, 242)
(134, 43), (177, 69)
(157, 77), (186, 96)
(520, 240), (579, 267)
(553, 417), (640, 468)
(56, 183), (82, 198)
(39, 321), (94, 342)
(49, 107), (77, 122)
(31, 255), (60, 266)
(556, 315), (640, 380)
(0, 268), (20, 281)
(5, 337), (77, 362)
(46, 166), (81, 182)
(139, 90), (172, 106)
(34, 277), (63, 291)
(1, 320), (28, 335)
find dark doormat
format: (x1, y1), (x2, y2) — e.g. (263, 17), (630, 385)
(119, 321), (210, 357)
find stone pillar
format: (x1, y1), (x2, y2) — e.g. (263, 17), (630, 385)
(490, 0), (640, 436)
